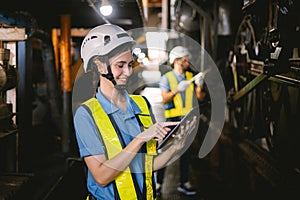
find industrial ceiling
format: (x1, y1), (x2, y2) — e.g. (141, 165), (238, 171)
(0, 0), (146, 32)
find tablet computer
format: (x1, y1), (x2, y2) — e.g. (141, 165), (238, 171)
(157, 106), (200, 151)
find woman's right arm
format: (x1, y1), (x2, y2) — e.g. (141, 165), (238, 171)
(75, 108), (177, 186)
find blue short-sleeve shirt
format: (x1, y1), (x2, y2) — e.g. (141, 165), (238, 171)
(74, 88), (150, 199)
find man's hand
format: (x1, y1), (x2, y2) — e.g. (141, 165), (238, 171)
(194, 72), (204, 87)
(177, 80), (191, 92)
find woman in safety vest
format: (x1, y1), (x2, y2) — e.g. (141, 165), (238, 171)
(73, 24), (182, 200)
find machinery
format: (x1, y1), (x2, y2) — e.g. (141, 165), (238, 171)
(0, 0), (299, 199)
(224, 0), (300, 195)
(0, 45), (18, 172)
(0, 47), (17, 132)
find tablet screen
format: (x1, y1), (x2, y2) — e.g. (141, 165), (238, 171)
(157, 106), (199, 150)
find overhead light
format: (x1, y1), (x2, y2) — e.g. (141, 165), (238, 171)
(100, 0), (113, 16)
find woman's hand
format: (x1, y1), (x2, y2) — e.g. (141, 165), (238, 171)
(172, 116), (198, 150)
(137, 121), (179, 142)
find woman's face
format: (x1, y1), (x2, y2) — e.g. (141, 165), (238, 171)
(109, 50), (134, 86)
(95, 50), (134, 87)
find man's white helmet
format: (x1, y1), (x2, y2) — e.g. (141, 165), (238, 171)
(81, 24), (135, 72)
(169, 46), (191, 64)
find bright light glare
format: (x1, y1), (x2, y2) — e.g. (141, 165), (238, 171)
(138, 52), (146, 59)
(132, 48), (142, 56)
(100, 5), (113, 16)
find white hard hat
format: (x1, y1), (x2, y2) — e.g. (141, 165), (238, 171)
(169, 46), (191, 64)
(80, 24), (135, 72)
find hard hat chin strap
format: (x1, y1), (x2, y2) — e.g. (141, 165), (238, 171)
(101, 57), (117, 85)
(114, 84), (127, 90)
(100, 56), (127, 91)
(102, 72), (127, 91)
(101, 72), (116, 85)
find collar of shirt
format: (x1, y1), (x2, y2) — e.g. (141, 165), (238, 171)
(95, 87), (142, 118)
(172, 69), (186, 82)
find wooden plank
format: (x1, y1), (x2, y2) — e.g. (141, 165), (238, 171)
(0, 28), (27, 41)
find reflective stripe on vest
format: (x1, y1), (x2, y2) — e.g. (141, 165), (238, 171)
(130, 95), (156, 200)
(83, 95), (156, 200)
(164, 71), (194, 118)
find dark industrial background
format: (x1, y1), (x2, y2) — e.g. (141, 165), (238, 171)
(1, 0), (300, 199)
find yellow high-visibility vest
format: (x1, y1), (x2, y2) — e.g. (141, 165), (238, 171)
(83, 94), (157, 200)
(164, 71), (194, 118)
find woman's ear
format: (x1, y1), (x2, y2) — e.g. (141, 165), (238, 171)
(93, 58), (108, 74)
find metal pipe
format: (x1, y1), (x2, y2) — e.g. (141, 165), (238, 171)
(161, 0), (169, 29)
(17, 41), (32, 170)
(51, 28), (60, 75)
(183, 0), (215, 60)
(60, 14), (72, 153)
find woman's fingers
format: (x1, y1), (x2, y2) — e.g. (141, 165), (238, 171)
(140, 121), (181, 142)
(162, 121), (180, 127)
(153, 121), (179, 141)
